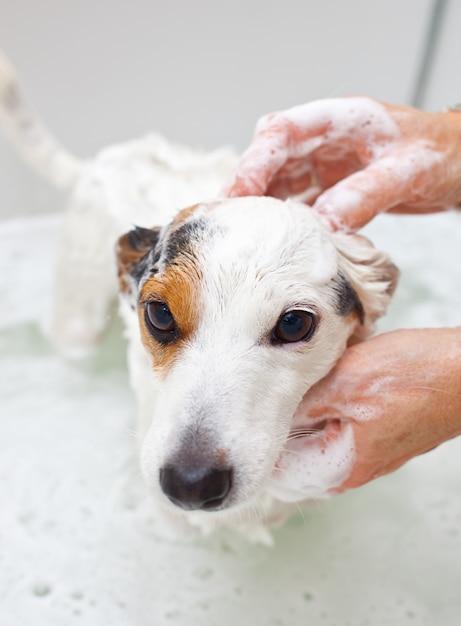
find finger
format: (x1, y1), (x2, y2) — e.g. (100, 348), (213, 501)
(312, 173), (393, 232)
(224, 97), (399, 199)
(313, 148), (443, 231)
(222, 130), (291, 197)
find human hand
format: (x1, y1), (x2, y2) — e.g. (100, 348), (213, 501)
(288, 327), (461, 492)
(223, 97), (461, 231)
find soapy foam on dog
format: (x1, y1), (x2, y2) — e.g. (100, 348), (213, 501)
(267, 421), (355, 502)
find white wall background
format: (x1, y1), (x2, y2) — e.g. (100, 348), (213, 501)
(0, 0), (455, 218)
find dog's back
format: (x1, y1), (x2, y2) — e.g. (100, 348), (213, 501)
(0, 51), (238, 354)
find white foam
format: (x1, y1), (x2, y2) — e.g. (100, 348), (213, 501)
(267, 422), (355, 501)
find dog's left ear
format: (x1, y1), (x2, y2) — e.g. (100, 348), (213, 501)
(116, 226), (161, 296)
(331, 231), (399, 341)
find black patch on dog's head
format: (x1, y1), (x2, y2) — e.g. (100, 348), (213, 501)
(332, 271), (364, 324)
(163, 219), (209, 267)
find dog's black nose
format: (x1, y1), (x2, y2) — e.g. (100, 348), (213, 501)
(159, 464), (232, 511)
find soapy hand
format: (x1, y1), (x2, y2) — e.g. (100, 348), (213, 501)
(226, 96), (461, 493)
(293, 327), (461, 491)
(223, 97), (461, 231)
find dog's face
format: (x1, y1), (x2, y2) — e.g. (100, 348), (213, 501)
(117, 197), (397, 518)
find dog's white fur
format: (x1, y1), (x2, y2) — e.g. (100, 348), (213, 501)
(1, 52), (398, 542)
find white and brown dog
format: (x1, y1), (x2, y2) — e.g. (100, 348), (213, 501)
(1, 52), (398, 540)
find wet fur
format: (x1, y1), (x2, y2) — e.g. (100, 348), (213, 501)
(117, 197), (398, 540)
(1, 52), (398, 541)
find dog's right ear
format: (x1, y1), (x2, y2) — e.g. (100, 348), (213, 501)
(116, 226), (161, 296)
(331, 231), (399, 341)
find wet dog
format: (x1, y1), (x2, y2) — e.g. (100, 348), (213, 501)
(1, 52), (398, 541)
(116, 196), (398, 539)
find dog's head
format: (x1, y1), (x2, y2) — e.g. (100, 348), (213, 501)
(116, 197), (398, 518)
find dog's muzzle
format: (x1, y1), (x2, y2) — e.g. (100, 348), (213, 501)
(159, 464), (233, 511)
(158, 430), (233, 511)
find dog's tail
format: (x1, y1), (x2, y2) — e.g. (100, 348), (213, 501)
(0, 51), (84, 189)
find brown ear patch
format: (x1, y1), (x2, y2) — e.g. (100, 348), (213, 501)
(116, 226), (161, 293)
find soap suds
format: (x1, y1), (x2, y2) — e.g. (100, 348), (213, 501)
(267, 421), (355, 501)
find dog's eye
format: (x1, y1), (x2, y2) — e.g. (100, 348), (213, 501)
(144, 301), (178, 343)
(273, 310), (316, 344)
